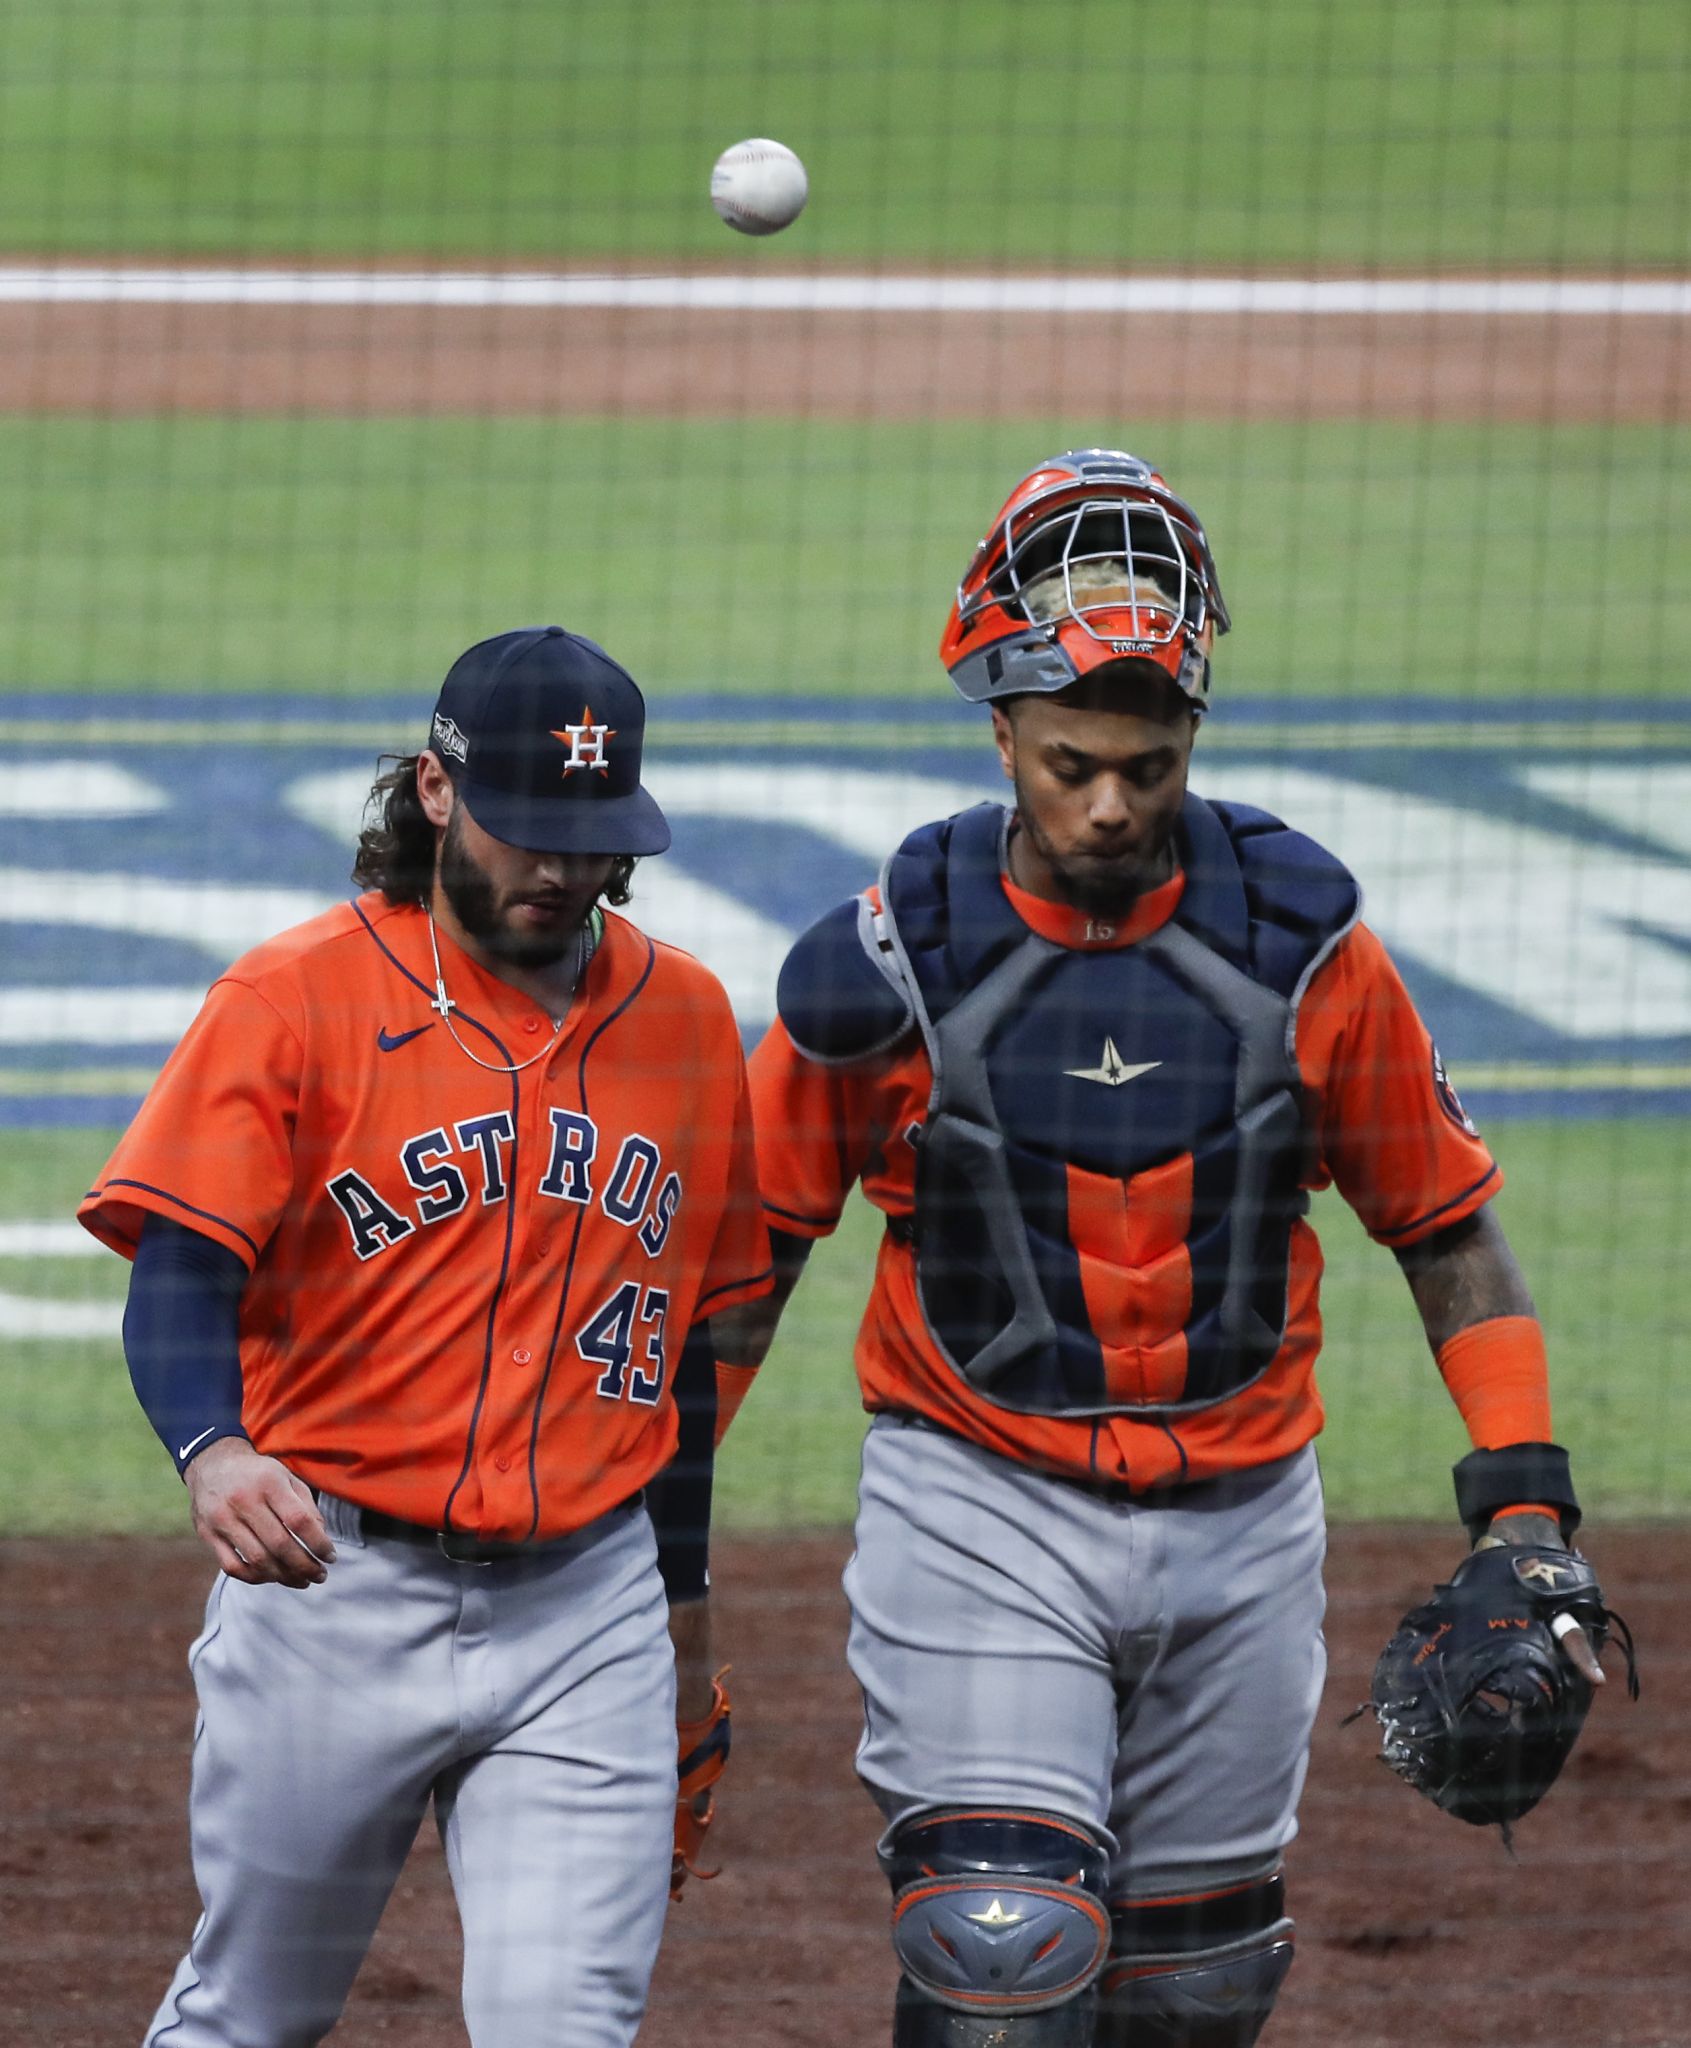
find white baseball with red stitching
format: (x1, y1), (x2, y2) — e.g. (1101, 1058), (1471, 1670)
(710, 137), (808, 236)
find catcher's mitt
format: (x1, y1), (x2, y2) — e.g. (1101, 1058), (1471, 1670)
(673, 1669), (732, 1901)
(1357, 1545), (1637, 1835)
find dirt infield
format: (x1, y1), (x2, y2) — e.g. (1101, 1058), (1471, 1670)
(0, 298), (1683, 421)
(2, 1525), (1683, 2047)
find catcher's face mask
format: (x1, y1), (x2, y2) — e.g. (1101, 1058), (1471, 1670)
(940, 449), (1230, 711)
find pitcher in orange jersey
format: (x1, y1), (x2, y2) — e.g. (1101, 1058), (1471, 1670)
(81, 626), (770, 2047)
(714, 452), (1608, 2048)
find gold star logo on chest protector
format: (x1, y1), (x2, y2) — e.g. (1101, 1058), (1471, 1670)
(1064, 1036), (1162, 1088)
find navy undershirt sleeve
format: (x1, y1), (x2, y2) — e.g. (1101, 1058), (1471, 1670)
(124, 1214), (249, 1479)
(647, 1320), (717, 1602)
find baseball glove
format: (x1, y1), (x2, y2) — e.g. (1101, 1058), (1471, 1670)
(673, 1668), (732, 1901)
(1357, 1544), (1637, 1836)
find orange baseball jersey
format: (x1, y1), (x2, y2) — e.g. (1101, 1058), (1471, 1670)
(80, 895), (772, 1542)
(749, 868), (1502, 1491)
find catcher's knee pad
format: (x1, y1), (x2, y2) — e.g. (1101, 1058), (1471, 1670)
(890, 1974), (1096, 2047)
(1095, 1867), (1294, 2048)
(880, 1808), (1112, 2020)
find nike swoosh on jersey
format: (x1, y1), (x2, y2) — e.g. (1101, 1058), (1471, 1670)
(177, 1425), (218, 1462)
(377, 1024), (434, 1052)
(1064, 1036), (1162, 1087)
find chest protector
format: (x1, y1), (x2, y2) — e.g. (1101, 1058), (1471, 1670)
(780, 797), (1359, 1418)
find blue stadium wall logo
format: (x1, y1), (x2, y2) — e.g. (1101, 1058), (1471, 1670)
(5, 694), (1691, 1125)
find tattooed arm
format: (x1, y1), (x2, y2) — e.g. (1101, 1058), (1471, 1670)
(1393, 1207), (1536, 1349)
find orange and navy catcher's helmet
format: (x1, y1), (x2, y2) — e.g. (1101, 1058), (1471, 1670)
(940, 449), (1230, 711)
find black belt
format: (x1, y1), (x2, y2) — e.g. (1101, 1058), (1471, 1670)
(354, 1494), (641, 1567)
(356, 1508), (545, 1567)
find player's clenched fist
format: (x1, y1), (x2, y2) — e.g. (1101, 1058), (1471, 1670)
(185, 1436), (336, 1589)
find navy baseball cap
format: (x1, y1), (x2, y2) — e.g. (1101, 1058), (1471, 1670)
(427, 626), (671, 856)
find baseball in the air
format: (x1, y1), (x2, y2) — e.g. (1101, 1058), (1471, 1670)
(710, 138), (808, 236)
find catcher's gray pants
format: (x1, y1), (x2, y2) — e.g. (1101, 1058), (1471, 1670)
(145, 1494), (675, 2048)
(846, 1418), (1327, 1897)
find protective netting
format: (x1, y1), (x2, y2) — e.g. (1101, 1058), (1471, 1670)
(1, 8), (1684, 2038)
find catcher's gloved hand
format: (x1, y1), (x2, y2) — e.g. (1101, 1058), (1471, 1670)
(1357, 1544), (1638, 1836)
(672, 1668), (732, 1901)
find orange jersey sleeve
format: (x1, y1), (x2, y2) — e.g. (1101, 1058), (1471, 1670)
(78, 975), (305, 1270)
(747, 1016), (927, 1239)
(1295, 922), (1500, 1245)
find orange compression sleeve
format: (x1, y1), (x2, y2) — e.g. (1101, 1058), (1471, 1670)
(1435, 1314), (1553, 1451)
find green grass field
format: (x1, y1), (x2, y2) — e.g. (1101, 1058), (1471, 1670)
(8, 1121), (1687, 1534)
(0, 1), (1682, 267)
(4, 414), (1685, 701)
(2, 3), (1683, 1543)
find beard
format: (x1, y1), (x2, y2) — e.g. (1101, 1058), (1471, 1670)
(1012, 774), (1176, 917)
(437, 810), (590, 970)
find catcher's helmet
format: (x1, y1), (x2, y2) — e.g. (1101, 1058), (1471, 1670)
(940, 449), (1229, 711)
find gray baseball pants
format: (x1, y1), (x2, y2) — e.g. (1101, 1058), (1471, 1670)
(845, 1418), (1327, 1896)
(145, 1494), (676, 2048)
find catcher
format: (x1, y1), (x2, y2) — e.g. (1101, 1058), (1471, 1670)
(716, 449), (1636, 2048)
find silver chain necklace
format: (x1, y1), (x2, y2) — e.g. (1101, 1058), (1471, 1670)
(426, 911), (596, 1076)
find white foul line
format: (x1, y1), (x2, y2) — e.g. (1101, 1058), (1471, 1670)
(0, 268), (1684, 316)
(0, 1222), (105, 1257)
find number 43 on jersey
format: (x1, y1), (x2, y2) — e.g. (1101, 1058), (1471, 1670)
(577, 1282), (669, 1406)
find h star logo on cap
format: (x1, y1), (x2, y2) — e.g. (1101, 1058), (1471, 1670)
(551, 705), (617, 776)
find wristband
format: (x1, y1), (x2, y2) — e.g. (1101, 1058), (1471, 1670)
(1453, 1442), (1581, 1544)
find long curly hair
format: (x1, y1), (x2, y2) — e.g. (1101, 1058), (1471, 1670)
(351, 755), (636, 907)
